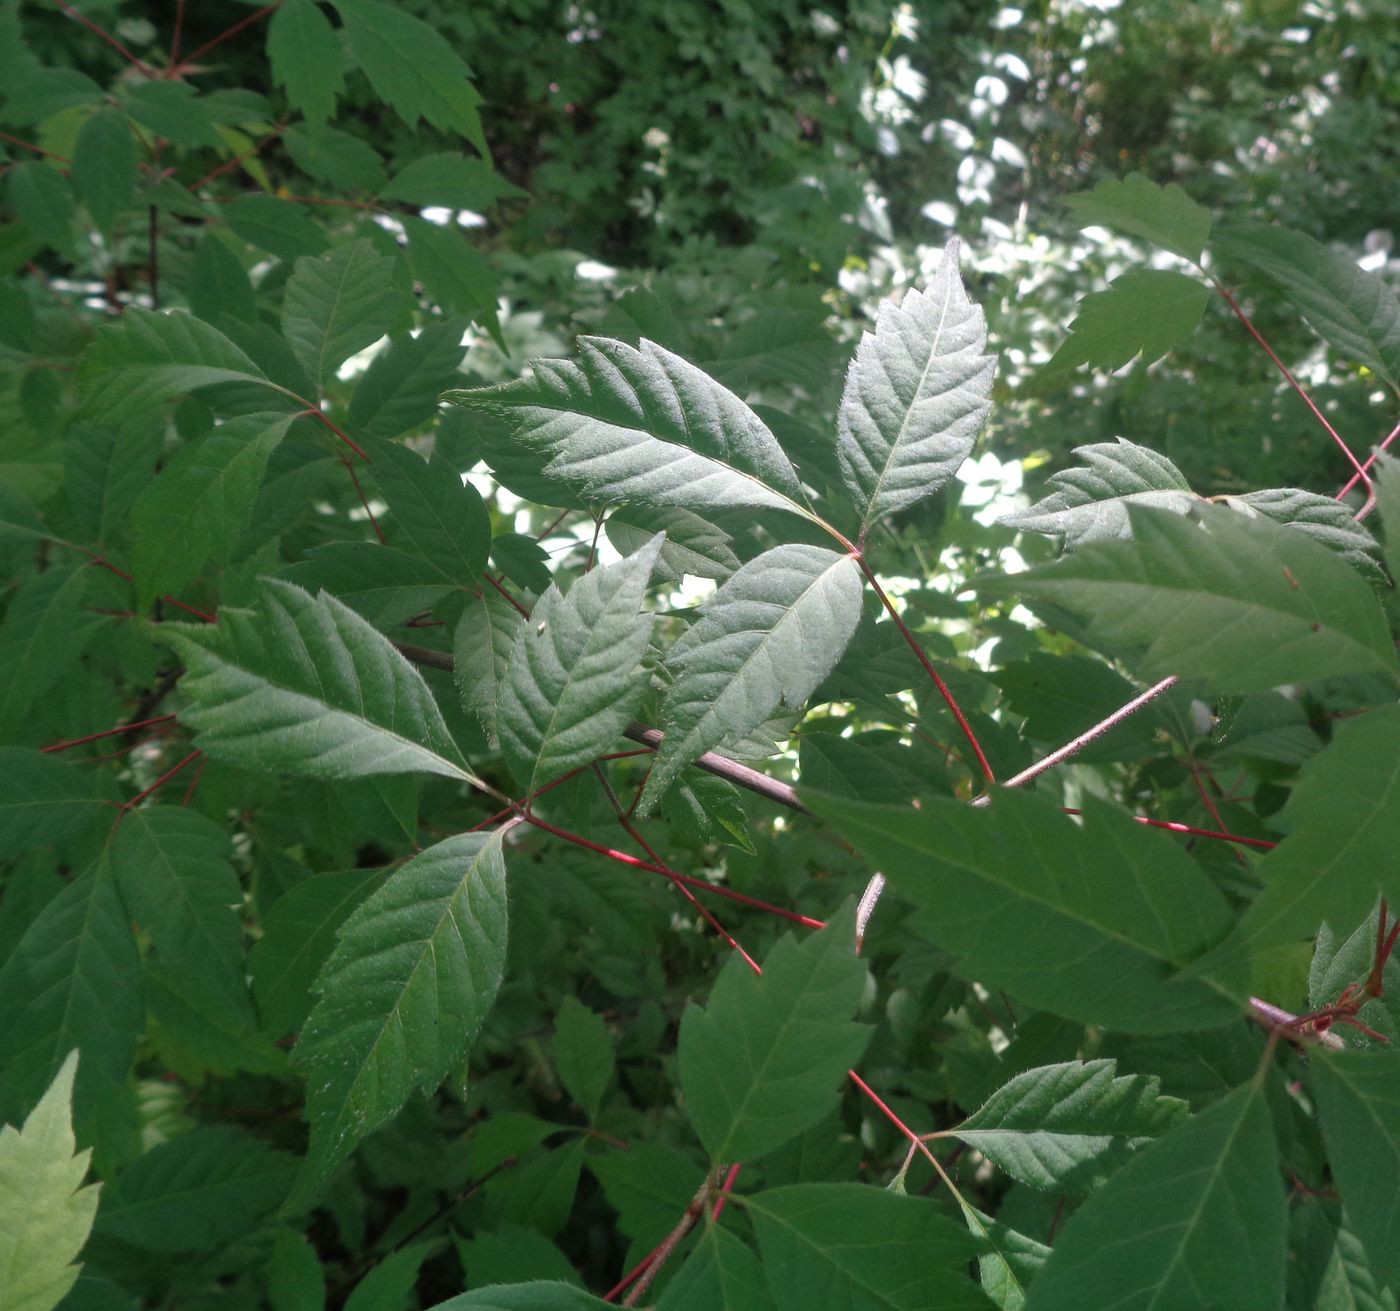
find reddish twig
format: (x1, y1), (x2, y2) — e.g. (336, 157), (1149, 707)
(172, 1), (282, 71)
(0, 130), (69, 164)
(169, 0), (186, 65)
(42, 715), (177, 754)
(484, 572), (532, 618)
(1336, 417), (1400, 519)
(188, 118), (288, 190)
(89, 556), (217, 623)
(1063, 809), (1276, 850)
(342, 457), (385, 542)
(54, 0), (157, 76)
(299, 407), (369, 462)
(119, 749), (202, 812)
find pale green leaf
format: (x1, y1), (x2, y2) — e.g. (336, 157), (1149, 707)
(678, 908), (870, 1163)
(746, 1184), (991, 1310)
(454, 588), (526, 748)
(160, 579), (483, 788)
(498, 536), (662, 792)
(1312, 1050), (1400, 1290)
(445, 337), (811, 520)
(348, 317), (467, 440)
(78, 308), (282, 423)
(1062, 172), (1211, 264)
(249, 868), (388, 1037)
(281, 240), (398, 385)
(330, 0), (486, 152)
(131, 411), (298, 607)
(639, 545), (862, 812)
(1038, 270), (1210, 380)
(836, 237), (995, 533)
(1224, 486), (1385, 580)
(807, 791), (1241, 1033)
(96, 1127), (296, 1253)
(950, 1059), (1188, 1194)
(0, 750), (108, 856)
(268, 0), (344, 123)
(1213, 225), (1400, 393)
(368, 439), (491, 585)
(999, 438), (1195, 548)
(71, 109), (135, 236)
(1026, 1082), (1285, 1311)
(606, 503), (740, 582)
(985, 504), (1398, 691)
(1197, 704), (1400, 966)
(292, 831), (509, 1200)
(553, 997), (614, 1122)
(0, 1052), (99, 1311)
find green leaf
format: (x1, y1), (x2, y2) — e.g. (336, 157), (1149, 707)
(1225, 487), (1385, 580)
(0, 482), (48, 545)
(1026, 1082), (1285, 1311)
(7, 162), (74, 254)
(949, 1059), (1188, 1194)
(1213, 225), (1400, 393)
(160, 579), (484, 788)
(71, 109), (136, 236)
(330, 0), (486, 153)
(999, 438), (1195, 548)
(78, 307), (282, 423)
(445, 337), (811, 520)
(0, 750), (108, 856)
(403, 220), (503, 348)
(122, 81), (221, 149)
(490, 533), (552, 595)
(96, 1127), (297, 1253)
(0, 1052), (99, 1311)
(957, 1203), (1048, 1311)
(268, 1229), (328, 1311)
(606, 503), (740, 583)
(1038, 270), (1210, 380)
(836, 237), (995, 534)
(678, 908), (870, 1163)
(1312, 1050), (1400, 1291)
(1375, 454), (1400, 582)
(224, 195), (330, 262)
(454, 589), (526, 748)
(657, 1226), (774, 1311)
(0, 567), (99, 740)
(553, 997), (614, 1122)
(380, 153), (526, 209)
(985, 504), (1398, 692)
(292, 831), (509, 1199)
(639, 545), (862, 813)
(284, 125), (387, 194)
(250, 868), (388, 1037)
(425, 1283), (612, 1310)
(347, 317), (467, 441)
(131, 411), (299, 607)
(368, 439), (491, 586)
(268, 0), (344, 123)
(282, 241), (399, 386)
(807, 791), (1241, 1033)
(342, 1244), (432, 1311)
(189, 233), (258, 324)
(1062, 171), (1211, 264)
(498, 536), (662, 792)
(281, 543), (458, 627)
(1205, 705), (1400, 966)
(0, 852), (143, 1131)
(746, 1184), (991, 1310)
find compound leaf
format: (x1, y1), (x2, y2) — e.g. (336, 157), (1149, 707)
(836, 237), (994, 533)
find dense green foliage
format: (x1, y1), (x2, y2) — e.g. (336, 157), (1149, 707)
(3, 1), (1400, 1308)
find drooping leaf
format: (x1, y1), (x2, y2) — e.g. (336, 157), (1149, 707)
(1026, 1082), (1285, 1311)
(746, 1184), (991, 1311)
(1205, 705), (1400, 971)
(948, 1059), (1189, 1194)
(1062, 171), (1212, 264)
(347, 317), (467, 441)
(281, 241), (399, 386)
(77, 307), (284, 423)
(0, 1052), (99, 1311)
(835, 237), (994, 534)
(999, 438), (1195, 548)
(368, 439), (492, 586)
(96, 1127), (297, 1253)
(71, 109), (136, 236)
(0, 749), (109, 856)
(330, 0), (486, 153)
(131, 411), (299, 607)
(1225, 486), (1386, 580)
(292, 831), (509, 1198)
(678, 908), (870, 1163)
(267, 0), (344, 123)
(445, 337), (812, 521)
(498, 536), (662, 792)
(957, 1203), (1048, 1311)
(1313, 1050), (1400, 1291)
(639, 544), (862, 812)
(552, 998), (614, 1122)
(1038, 270), (1210, 381)
(0, 852), (143, 1131)
(807, 791), (1241, 1033)
(985, 504), (1398, 692)
(489, 533), (552, 595)
(1213, 224), (1400, 393)
(454, 588), (526, 748)
(159, 579), (484, 789)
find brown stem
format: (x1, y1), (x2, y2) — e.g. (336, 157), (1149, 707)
(54, 0), (157, 76)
